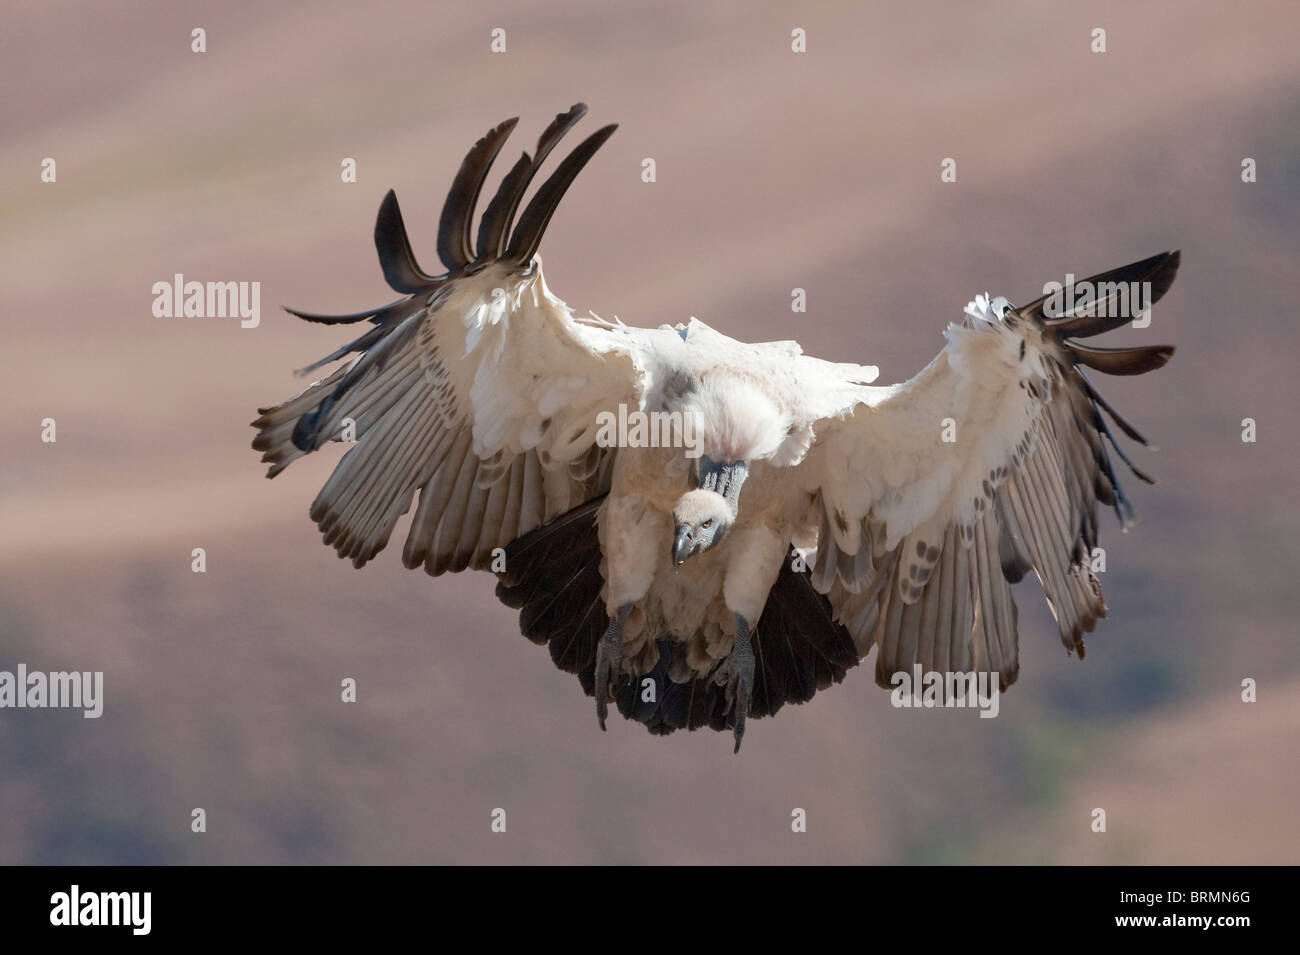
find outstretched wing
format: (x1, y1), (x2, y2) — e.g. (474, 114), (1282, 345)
(802, 252), (1180, 690)
(252, 105), (650, 574)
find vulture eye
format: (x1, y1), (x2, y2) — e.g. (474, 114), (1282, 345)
(702, 519), (713, 529)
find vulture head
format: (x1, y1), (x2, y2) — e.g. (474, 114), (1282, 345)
(672, 489), (733, 565)
(671, 456), (748, 566)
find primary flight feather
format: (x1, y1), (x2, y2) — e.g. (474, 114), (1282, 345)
(252, 104), (1180, 752)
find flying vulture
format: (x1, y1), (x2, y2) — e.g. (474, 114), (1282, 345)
(252, 104), (1180, 752)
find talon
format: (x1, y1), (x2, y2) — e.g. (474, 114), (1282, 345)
(730, 647), (754, 753)
(721, 614), (756, 753)
(595, 663), (609, 732)
(594, 604), (631, 733)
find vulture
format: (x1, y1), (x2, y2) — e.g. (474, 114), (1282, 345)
(252, 104), (1180, 752)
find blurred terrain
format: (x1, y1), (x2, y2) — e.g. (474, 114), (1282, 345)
(1, 0), (1297, 863)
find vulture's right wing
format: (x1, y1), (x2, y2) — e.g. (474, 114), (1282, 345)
(253, 105), (652, 575)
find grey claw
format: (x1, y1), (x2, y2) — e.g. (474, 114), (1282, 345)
(596, 686), (609, 731)
(731, 649), (754, 753)
(594, 605), (630, 734)
(594, 647), (612, 731)
(716, 623), (755, 753)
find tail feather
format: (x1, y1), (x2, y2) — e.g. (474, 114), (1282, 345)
(495, 505), (858, 738)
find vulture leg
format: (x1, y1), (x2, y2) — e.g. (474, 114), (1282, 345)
(594, 604), (632, 731)
(716, 614), (756, 753)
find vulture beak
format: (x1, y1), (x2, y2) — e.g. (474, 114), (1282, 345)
(672, 524), (693, 567)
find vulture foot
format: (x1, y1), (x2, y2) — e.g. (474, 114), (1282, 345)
(594, 604), (632, 731)
(716, 615), (756, 753)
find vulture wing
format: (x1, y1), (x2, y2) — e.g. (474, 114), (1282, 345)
(252, 105), (651, 575)
(802, 252), (1181, 690)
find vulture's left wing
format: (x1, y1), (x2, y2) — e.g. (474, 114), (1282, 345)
(802, 252), (1180, 690)
(253, 106), (651, 575)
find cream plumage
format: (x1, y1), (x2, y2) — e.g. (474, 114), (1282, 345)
(252, 105), (1179, 752)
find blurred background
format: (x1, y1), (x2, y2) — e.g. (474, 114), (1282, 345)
(2, 0), (1297, 864)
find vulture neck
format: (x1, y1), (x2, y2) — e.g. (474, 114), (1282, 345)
(698, 457), (748, 515)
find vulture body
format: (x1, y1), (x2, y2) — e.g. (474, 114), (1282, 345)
(252, 105), (1180, 751)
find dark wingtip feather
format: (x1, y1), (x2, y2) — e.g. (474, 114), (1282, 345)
(476, 151), (533, 260)
(475, 104), (592, 262)
(538, 104), (591, 154)
(287, 297), (426, 377)
(1066, 342), (1175, 376)
(1012, 251), (1182, 337)
(1042, 251), (1181, 338)
(374, 189), (440, 293)
(266, 107), (614, 477)
(282, 298), (405, 326)
(1094, 405), (1158, 487)
(1150, 249), (1180, 306)
(1078, 370), (1152, 445)
(504, 123), (618, 266)
(291, 409), (323, 451)
(437, 117), (519, 271)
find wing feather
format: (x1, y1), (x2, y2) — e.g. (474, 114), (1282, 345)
(252, 108), (647, 575)
(808, 252), (1179, 693)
